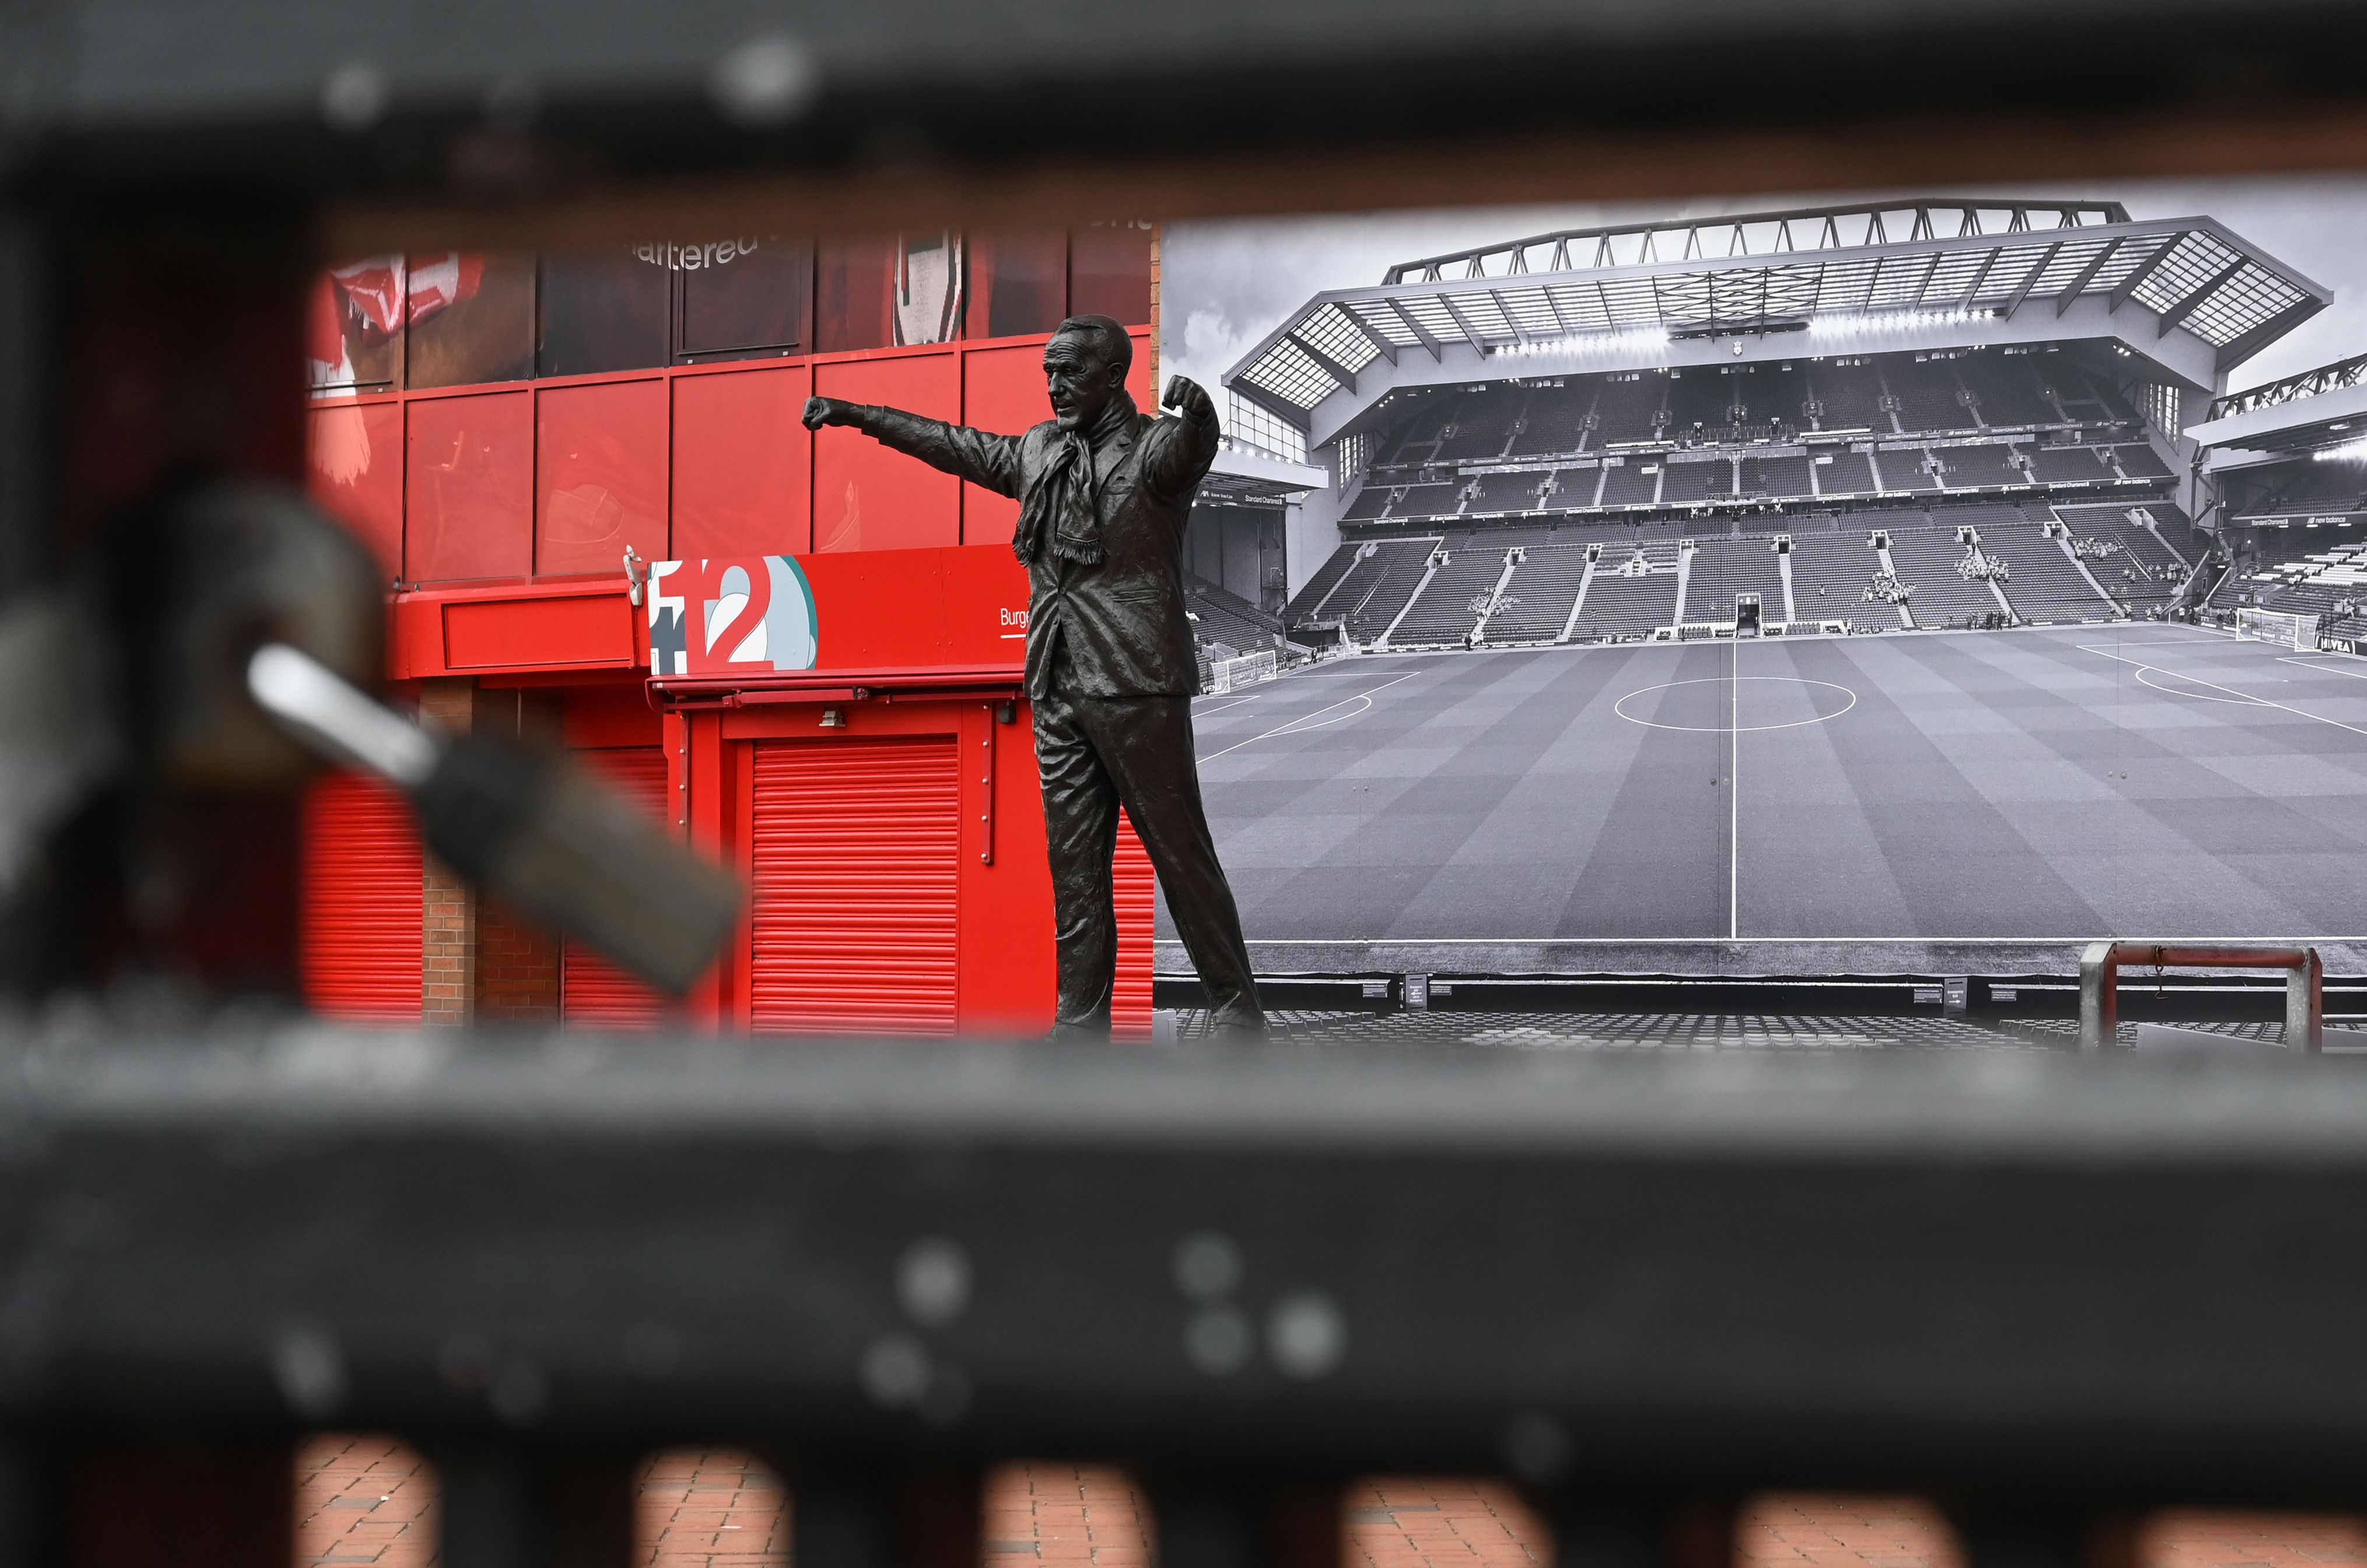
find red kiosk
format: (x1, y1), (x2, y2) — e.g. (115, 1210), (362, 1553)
(299, 230), (1159, 1036)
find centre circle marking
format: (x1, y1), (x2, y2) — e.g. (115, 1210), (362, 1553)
(1613, 676), (1858, 733)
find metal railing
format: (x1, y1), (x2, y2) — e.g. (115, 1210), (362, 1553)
(2080, 942), (2324, 1051)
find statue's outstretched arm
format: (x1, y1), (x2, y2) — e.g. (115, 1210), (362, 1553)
(1142, 374), (1222, 504)
(802, 397), (1023, 499)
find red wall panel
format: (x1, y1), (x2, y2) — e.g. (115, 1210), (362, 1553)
(307, 401), (404, 582)
(959, 343), (1046, 546)
(444, 594), (637, 668)
(1125, 329), (1155, 408)
(562, 748), (671, 1029)
(748, 735), (960, 1034)
(1112, 812), (1155, 1040)
(405, 390), (532, 582)
(674, 364), (811, 559)
(813, 354), (961, 554)
(536, 378), (668, 578)
(300, 771), (423, 1023)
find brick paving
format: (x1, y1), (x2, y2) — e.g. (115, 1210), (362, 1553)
(294, 1435), (436, 1568)
(637, 1450), (790, 1568)
(293, 1443), (2367, 1568)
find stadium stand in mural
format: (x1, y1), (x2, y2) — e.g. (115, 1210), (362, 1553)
(1230, 200), (2324, 649)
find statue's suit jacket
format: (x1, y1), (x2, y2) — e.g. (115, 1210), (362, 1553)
(841, 397), (1219, 699)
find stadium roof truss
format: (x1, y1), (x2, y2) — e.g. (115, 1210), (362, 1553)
(2189, 349), (2367, 462)
(1226, 201), (2329, 440)
(2208, 349), (2367, 421)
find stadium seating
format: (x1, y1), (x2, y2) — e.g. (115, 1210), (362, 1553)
(1284, 543), (1362, 623)
(1339, 482), (1396, 524)
(1589, 376), (1663, 445)
(1387, 548), (1512, 644)
(1374, 395), (1461, 468)
(1660, 458), (1728, 506)
(1943, 443), (2028, 489)
(2056, 507), (2190, 595)
(2111, 444), (2175, 480)
(1661, 370), (1730, 438)
(1980, 531), (2114, 622)
(1467, 469), (1552, 515)
(1599, 461), (1660, 507)
(1885, 358), (1979, 433)
(1481, 546), (1590, 643)
(1740, 453), (1812, 498)
(1958, 356), (2060, 427)
(2027, 445), (2117, 485)
(1882, 528), (2010, 627)
(1812, 449), (1878, 497)
(1507, 384), (1596, 457)
(1545, 465), (1604, 508)
(2049, 366), (2137, 425)
(1436, 395), (1526, 463)
(2235, 461), (2367, 519)
(1568, 553), (1680, 640)
(1184, 573), (1285, 654)
(1742, 363), (1810, 431)
(1683, 538), (1788, 623)
(1886, 447), (1947, 496)
(1785, 533), (1892, 626)
(1321, 539), (1440, 641)
(1804, 362), (1889, 433)
(2055, 504), (2204, 576)
(1379, 482), (1464, 521)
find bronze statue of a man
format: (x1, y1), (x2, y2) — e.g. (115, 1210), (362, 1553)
(802, 314), (1264, 1037)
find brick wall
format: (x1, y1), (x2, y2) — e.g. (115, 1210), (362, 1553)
(478, 897), (559, 1024)
(415, 678), (563, 1026)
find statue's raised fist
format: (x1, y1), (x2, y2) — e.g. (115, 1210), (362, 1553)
(802, 396), (852, 431)
(1161, 376), (1214, 423)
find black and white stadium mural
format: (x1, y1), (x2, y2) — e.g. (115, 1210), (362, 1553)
(1156, 180), (2367, 974)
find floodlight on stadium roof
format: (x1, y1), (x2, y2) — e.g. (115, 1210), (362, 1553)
(1226, 198), (2329, 432)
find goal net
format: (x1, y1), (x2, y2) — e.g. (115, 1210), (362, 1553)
(1207, 649), (1279, 693)
(2237, 607), (2317, 650)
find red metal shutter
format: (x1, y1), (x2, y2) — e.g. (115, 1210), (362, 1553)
(560, 748), (671, 1029)
(300, 771), (423, 1023)
(749, 736), (960, 1036)
(1112, 812), (1155, 1040)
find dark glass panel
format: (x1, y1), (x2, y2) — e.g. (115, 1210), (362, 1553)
(1069, 221), (1153, 327)
(538, 246), (671, 378)
(405, 251), (535, 388)
(813, 237), (896, 353)
(678, 236), (811, 360)
(967, 230), (1067, 340)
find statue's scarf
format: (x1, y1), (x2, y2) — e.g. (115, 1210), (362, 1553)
(1014, 394), (1135, 569)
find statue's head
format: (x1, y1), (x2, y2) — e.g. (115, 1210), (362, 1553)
(1043, 315), (1131, 432)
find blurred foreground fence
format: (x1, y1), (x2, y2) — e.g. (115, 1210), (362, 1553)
(6, 1032), (2367, 1566)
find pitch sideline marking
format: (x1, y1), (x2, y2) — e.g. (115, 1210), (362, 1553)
(2078, 644), (2367, 739)
(2133, 667), (2267, 706)
(2280, 656), (2367, 682)
(1198, 672), (1422, 763)
(1191, 694), (1262, 716)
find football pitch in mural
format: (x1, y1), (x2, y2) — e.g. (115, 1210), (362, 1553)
(1156, 178), (2367, 968)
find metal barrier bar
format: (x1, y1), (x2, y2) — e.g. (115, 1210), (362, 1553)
(2079, 942), (2324, 1053)
(8, 1030), (2367, 1514)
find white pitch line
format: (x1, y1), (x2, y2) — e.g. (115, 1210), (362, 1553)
(1197, 672), (1422, 763)
(2078, 644), (2367, 739)
(1728, 638), (1740, 942)
(1191, 694), (1261, 716)
(2280, 655), (2367, 682)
